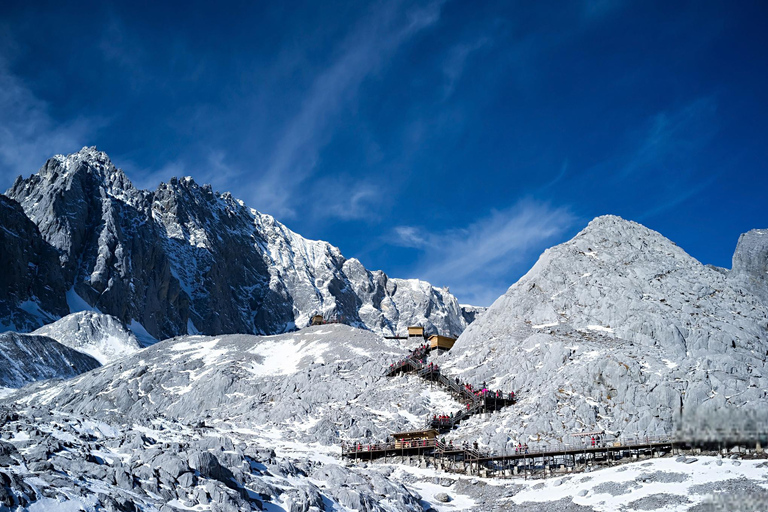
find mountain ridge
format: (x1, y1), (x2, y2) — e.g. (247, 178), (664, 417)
(3, 147), (476, 340)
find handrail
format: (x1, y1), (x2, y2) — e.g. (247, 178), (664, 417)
(342, 436), (680, 461)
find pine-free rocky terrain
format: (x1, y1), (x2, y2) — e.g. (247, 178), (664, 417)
(0, 148), (767, 511)
(2, 147), (474, 340)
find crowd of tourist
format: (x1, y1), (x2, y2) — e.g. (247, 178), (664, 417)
(388, 343), (430, 372)
(453, 377), (515, 403)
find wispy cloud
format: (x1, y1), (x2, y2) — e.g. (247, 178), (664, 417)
(616, 96), (719, 219)
(248, 0), (445, 219)
(442, 36), (491, 100)
(0, 60), (103, 186)
(620, 96), (718, 179)
(391, 200), (576, 306)
(309, 177), (388, 222)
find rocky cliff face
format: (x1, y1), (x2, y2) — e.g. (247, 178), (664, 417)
(730, 228), (768, 302)
(439, 215), (768, 450)
(5, 147), (471, 340)
(0, 195), (68, 332)
(0, 332), (100, 388)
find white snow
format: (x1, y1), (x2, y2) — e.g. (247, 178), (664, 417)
(510, 456), (768, 511)
(66, 287), (97, 313)
(246, 337), (330, 376)
(33, 312), (144, 365)
(128, 319), (158, 346)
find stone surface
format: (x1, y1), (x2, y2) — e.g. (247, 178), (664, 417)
(434, 492), (451, 502)
(0, 194), (68, 332)
(439, 215), (768, 451)
(0, 332), (100, 388)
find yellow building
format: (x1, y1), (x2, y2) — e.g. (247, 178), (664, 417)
(407, 326), (425, 338)
(428, 334), (456, 351)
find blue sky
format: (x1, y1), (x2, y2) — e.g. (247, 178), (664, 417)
(1, 1), (766, 306)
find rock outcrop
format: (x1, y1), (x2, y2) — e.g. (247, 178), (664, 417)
(0, 195), (68, 332)
(0, 332), (100, 388)
(730, 228), (768, 301)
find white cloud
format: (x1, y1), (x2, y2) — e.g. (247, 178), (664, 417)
(0, 60), (103, 187)
(248, 0), (445, 219)
(442, 36), (490, 99)
(619, 96), (717, 180)
(392, 200), (576, 306)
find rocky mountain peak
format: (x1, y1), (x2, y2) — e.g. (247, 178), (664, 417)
(3, 148), (474, 340)
(13, 146), (135, 199)
(732, 228), (768, 276)
(443, 215), (768, 446)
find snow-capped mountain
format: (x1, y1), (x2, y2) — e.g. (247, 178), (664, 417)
(2, 215), (768, 511)
(4, 147), (474, 340)
(439, 215), (768, 450)
(32, 311), (146, 365)
(0, 332), (100, 388)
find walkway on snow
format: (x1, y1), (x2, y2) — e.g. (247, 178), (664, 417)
(384, 345), (516, 432)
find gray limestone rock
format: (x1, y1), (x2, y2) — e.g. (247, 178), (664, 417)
(440, 215), (768, 449)
(0, 332), (100, 388)
(434, 492), (451, 502)
(625, 493), (691, 510)
(730, 228), (768, 301)
(4, 147), (475, 340)
(0, 442), (19, 467)
(0, 194), (68, 332)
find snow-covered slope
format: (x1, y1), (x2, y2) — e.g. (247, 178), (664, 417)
(5, 147), (472, 340)
(13, 324), (459, 444)
(0, 323), (464, 511)
(32, 311), (145, 365)
(439, 215), (768, 451)
(0, 332), (100, 388)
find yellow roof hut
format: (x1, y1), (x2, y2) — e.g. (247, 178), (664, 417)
(428, 335), (456, 351)
(391, 429), (438, 449)
(407, 326), (425, 338)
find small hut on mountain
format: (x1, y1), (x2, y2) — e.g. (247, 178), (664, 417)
(428, 334), (456, 351)
(407, 326), (425, 338)
(391, 429), (438, 449)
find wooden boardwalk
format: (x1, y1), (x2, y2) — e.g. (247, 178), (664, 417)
(341, 347), (768, 478)
(384, 348), (516, 433)
(341, 348), (689, 477)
